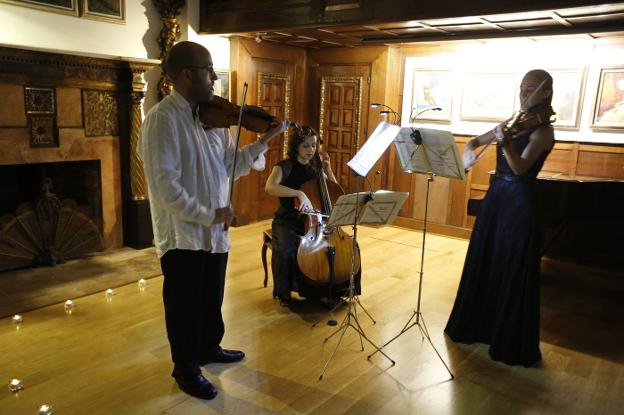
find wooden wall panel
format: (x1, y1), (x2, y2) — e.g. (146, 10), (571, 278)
(386, 134), (624, 242)
(576, 146), (624, 178)
(542, 144), (577, 175)
(229, 37), (306, 224)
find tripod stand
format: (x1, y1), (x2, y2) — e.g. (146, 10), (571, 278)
(309, 223), (376, 329)
(319, 182), (396, 380)
(368, 173), (453, 379)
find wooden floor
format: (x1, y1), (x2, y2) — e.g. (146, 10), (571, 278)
(1, 220), (622, 415)
(0, 246), (162, 318)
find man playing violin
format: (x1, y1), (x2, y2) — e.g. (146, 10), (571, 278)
(445, 69), (555, 367)
(138, 41), (288, 400)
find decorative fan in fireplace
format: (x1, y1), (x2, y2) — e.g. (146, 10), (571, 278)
(0, 182), (103, 272)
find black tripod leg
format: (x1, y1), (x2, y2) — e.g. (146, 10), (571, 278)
(326, 246), (338, 326)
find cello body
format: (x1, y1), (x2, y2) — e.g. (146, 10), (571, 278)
(296, 175), (361, 286)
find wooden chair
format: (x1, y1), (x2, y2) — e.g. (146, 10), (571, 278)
(261, 229), (272, 287)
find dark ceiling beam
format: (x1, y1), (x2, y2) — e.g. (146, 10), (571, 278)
(198, 0), (618, 34)
(361, 21), (624, 44)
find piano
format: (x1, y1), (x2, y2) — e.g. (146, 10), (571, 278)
(467, 173), (624, 271)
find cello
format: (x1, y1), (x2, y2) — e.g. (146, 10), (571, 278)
(296, 149), (361, 286)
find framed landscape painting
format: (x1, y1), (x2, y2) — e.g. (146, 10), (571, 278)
(549, 68), (586, 130)
(410, 69), (453, 122)
(592, 67), (624, 130)
(0, 0), (79, 16)
(460, 72), (516, 122)
(81, 0), (125, 23)
(213, 70), (230, 101)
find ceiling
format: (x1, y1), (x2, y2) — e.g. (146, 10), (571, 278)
(233, 3), (624, 48)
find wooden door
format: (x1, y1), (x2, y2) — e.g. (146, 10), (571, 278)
(319, 76), (366, 193)
(256, 73), (291, 219)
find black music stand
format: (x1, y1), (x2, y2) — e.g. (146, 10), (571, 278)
(317, 121), (406, 379)
(318, 189), (408, 379)
(367, 127), (465, 380)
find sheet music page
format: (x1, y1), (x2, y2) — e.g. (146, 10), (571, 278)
(357, 190), (409, 225)
(327, 193), (371, 227)
(347, 122), (401, 177)
(394, 128), (465, 180)
(420, 129), (466, 180)
(394, 128), (431, 174)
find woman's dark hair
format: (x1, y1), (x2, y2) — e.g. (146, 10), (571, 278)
(524, 69), (554, 107)
(287, 125), (319, 162)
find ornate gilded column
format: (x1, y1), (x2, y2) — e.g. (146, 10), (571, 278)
(153, 0), (186, 100)
(125, 62), (158, 248)
(129, 73), (148, 201)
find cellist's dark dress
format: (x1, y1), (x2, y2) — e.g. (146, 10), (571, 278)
(445, 130), (553, 367)
(270, 159), (360, 302)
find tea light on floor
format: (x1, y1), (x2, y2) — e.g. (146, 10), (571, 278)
(138, 278), (147, 290)
(38, 404), (53, 414)
(64, 300), (75, 314)
(8, 378), (23, 393)
(105, 288), (114, 299)
(12, 314), (23, 324)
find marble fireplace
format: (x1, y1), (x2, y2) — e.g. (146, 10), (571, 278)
(0, 45), (158, 271)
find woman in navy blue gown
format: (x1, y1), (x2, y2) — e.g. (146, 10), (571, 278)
(445, 69), (555, 367)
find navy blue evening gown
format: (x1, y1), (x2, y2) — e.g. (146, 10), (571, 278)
(445, 131), (553, 367)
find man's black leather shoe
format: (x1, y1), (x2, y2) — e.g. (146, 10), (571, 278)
(201, 347), (245, 364)
(175, 373), (218, 400)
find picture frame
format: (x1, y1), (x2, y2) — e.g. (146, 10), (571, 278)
(410, 69), (453, 123)
(460, 72), (516, 122)
(213, 70), (230, 101)
(0, 0), (79, 16)
(548, 68), (586, 130)
(592, 67), (624, 130)
(81, 0), (125, 23)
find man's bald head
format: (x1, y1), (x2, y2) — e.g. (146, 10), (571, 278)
(164, 41), (211, 82)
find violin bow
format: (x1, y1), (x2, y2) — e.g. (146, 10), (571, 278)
(225, 82), (248, 226)
(467, 78), (548, 171)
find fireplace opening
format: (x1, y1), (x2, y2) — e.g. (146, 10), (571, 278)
(0, 160), (104, 272)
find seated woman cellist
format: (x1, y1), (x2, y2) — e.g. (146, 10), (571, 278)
(264, 125), (360, 306)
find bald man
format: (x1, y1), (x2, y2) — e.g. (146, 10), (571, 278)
(139, 41), (288, 399)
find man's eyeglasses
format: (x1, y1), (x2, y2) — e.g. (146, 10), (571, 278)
(185, 65), (215, 75)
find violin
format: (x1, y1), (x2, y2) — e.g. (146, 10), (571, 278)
(504, 105), (555, 139)
(198, 95), (282, 133)
(464, 101), (555, 172)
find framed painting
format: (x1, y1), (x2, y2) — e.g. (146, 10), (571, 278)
(548, 68), (586, 130)
(592, 67), (624, 130)
(411, 69), (453, 122)
(460, 72), (516, 122)
(214, 70), (230, 101)
(0, 0), (79, 16)
(81, 0), (125, 23)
